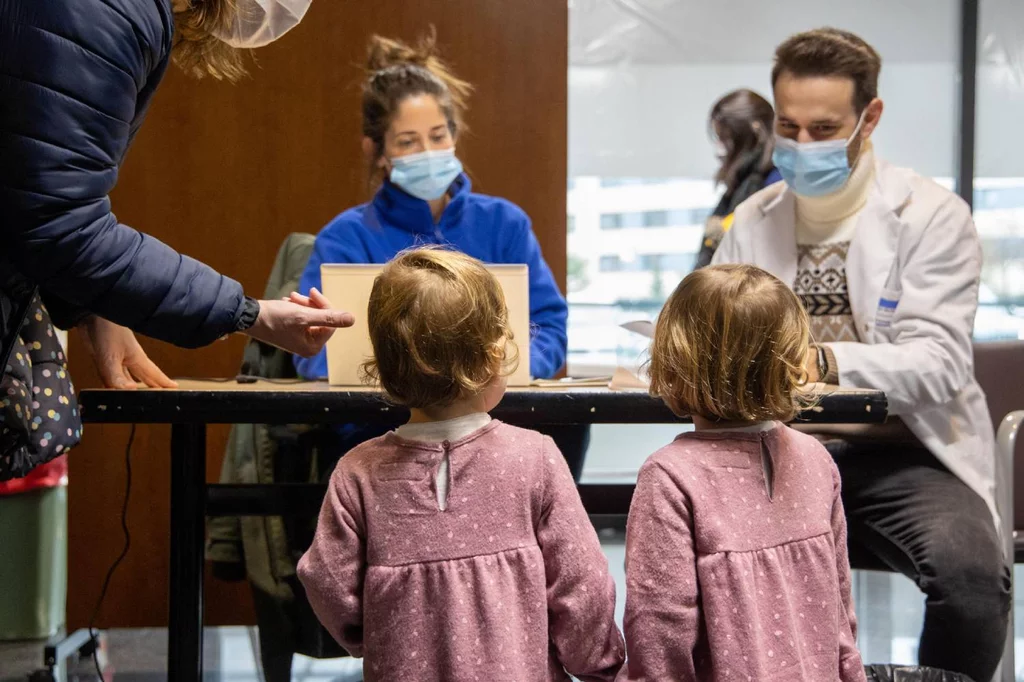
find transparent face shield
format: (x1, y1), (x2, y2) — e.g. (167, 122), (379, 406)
(210, 0), (312, 49)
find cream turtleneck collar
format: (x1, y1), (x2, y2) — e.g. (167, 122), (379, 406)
(795, 140), (876, 234)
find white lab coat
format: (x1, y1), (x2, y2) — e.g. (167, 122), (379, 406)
(713, 158), (999, 533)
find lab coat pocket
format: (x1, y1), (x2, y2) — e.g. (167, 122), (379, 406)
(875, 287), (902, 332)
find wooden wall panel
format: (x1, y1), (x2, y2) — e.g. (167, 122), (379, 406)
(67, 0), (568, 628)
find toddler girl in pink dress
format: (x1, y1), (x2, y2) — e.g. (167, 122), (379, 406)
(298, 247), (625, 681)
(620, 264), (866, 682)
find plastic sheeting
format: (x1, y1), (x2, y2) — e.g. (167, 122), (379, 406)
(980, 0), (1024, 89)
(569, 0), (957, 67)
(568, 0), (959, 179)
(977, 0), (1024, 177)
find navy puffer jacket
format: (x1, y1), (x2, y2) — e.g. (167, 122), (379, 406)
(0, 0), (246, 366)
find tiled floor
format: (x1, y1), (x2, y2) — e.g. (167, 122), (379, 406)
(3, 563), (1024, 681)
(2, 424), (1020, 680)
(0, 627), (364, 682)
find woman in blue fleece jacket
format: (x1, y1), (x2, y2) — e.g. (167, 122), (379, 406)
(294, 33), (584, 476)
(295, 33), (568, 381)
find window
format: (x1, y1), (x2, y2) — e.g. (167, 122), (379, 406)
(599, 212), (646, 229)
(598, 209), (709, 231)
(599, 214), (623, 230)
(669, 208), (713, 226)
(599, 177), (672, 188)
(600, 177), (641, 188)
(973, 0), (1024, 340)
(639, 254), (662, 270)
(661, 253), (696, 271)
(567, 0), (962, 378)
(642, 211), (668, 228)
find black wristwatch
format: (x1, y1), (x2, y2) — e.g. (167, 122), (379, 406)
(234, 296), (261, 332)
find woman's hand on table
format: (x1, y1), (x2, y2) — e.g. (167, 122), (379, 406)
(245, 288), (355, 358)
(81, 316), (178, 389)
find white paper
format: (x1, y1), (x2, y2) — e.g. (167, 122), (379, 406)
(530, 376), (612, 388)
(620, 320), (655, 339)
(609, 366), (650, 391)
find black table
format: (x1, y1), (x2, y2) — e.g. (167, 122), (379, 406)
(78, 380), (888, 682)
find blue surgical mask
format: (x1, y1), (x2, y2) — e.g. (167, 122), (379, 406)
(388, 148), (463, 201)
(772, 112), (867, 197)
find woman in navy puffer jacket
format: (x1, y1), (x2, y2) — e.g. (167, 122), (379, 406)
(0, 0), (350, 390)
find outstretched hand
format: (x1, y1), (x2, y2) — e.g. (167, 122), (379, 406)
(81, 317), (178, 389)
(244, 288), (354, 357)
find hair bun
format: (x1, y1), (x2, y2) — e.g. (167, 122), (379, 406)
(364, 28), (473, 115)
(366, 29), (440, 74)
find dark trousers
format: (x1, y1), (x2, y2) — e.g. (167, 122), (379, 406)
(828, 440), (1011, 682)
(534, 424), (590, 482)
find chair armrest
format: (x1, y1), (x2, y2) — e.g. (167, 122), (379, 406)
(998, 411), (1023, 682)
(998, 410), (1024, 466)
(998, 410), (1024, 565)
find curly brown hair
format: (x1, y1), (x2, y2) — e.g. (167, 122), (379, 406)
(648, 264), (811, 422)
(361, 248), (518, 409)
(172, 0), (247, 82)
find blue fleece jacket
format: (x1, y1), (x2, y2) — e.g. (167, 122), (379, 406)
(294, 174), (568, 380)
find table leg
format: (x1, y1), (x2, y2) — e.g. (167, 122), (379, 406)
(168, 423), (207, 682)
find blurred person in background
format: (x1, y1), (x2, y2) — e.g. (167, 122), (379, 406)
(695, 89), (782, 269)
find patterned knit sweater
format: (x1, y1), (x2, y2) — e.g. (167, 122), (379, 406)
(793, 142), (876, 345)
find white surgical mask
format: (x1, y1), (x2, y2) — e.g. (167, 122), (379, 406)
(211, 0), (312, 49)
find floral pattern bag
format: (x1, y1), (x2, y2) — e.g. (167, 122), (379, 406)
(0, 294), (82, 481)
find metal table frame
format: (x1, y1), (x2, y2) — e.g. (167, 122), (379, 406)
(78, 382), (887, 682)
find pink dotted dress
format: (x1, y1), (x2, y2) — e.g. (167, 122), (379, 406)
(298, 418), (625, 681)
(618, 424), (866, 682)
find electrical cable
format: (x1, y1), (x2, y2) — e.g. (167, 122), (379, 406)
(87, 424), (135, 679)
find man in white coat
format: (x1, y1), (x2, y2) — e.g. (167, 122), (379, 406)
(713, 28), (1010, 681)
